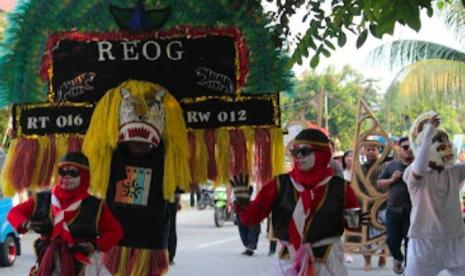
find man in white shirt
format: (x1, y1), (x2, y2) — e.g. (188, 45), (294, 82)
(403, 111), (465, 276)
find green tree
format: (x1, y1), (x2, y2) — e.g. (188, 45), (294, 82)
(262, 0), (451, 68)
(0, 11), (9, 143)
(371, 0), (465, 135)
(281, 65), (380, 150)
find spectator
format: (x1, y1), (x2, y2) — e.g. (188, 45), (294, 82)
(190, 184), (201, 207)
(329, 139), (344, 178)
(377, 137), (413, 274)
(342, 149), (355, 263)
(237, 216), (261, 256)
(168, 193), (181, 265)
(342, 150), (353, 182)
(462, 196), (465, 224)
(333, 151), (344, 168)
(236, 183), (260, 256)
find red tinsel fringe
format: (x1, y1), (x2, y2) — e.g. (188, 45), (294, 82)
(67, 135), (83, 152)
(187, 131), (197, 186)
(147, 249), (169, 276)
(254, 128), (272, 191)
(43, 135), (57, 187)
(8, 138), (39, 190)
(37, 136), (51, 187)
(236, 31), (249, 88)
(104, 246), (168, 276)
(204, 129), (217, 181)
(125, 248), (140, 275)
(229, 129), (248, 175)
(102, 246), (121, 275)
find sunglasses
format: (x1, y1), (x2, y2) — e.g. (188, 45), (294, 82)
(58, 167), (80, 177)
(401, 145), (410, 151)
(290, 147), (314, 157)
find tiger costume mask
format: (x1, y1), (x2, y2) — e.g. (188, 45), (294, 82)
(118, 86), (165, 146)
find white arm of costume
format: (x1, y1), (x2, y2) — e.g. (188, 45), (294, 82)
(412, 123), (434, 176)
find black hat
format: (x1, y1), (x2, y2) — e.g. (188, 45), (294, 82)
(295, 128), (329, 144)
(58, 152), (89, 169)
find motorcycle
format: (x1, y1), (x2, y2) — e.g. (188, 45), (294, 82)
(196, 184), (215, 210)
(213, 186), (236, 227)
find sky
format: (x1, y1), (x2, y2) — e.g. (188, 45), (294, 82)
(290, 11), (462, 93)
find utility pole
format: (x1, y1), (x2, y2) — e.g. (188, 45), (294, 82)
(317, 90), (324, 127)
(324, 90), (328, 130)
(387, 102), (391, 134)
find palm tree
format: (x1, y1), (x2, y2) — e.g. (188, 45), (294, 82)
(369, 0), (465, 133)
(373, 41), (465, 105)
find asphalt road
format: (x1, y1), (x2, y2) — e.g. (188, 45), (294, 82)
(0, 206), (449, 276)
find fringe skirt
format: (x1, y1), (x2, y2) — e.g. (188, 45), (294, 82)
(103, 246), (169, 276)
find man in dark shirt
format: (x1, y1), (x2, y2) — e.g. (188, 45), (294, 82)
(377, 137), (414, 275)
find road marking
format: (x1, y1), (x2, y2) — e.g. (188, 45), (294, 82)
(196, 237), (239, 248)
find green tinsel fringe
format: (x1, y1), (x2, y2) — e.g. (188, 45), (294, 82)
(0, 0), (293, 106)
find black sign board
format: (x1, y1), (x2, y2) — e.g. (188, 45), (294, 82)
(181, 95), (279, 129)
(14, 103), (94, 137)
(49, 29), (245, 104)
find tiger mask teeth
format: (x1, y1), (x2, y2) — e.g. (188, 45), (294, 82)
(119, 121), (160, 146)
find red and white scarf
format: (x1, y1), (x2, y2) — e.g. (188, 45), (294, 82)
(51, 194), (91, 264)
(287, 176), (331, 276)
(287, 179), (314, 254)
(51, 194), (82, 245)
(50, 167), (92, 264)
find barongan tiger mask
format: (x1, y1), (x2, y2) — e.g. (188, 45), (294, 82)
(118, 87), (165, 146)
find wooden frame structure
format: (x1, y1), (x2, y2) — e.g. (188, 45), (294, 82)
(344, 97), (393, 257)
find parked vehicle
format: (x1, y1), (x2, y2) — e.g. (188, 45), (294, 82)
(213, 186), (236, 227)
(196, 184), (215, 210)
(0, 196), (21, 267)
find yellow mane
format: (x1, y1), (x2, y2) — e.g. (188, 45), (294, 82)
(82, 80), (191, 201)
